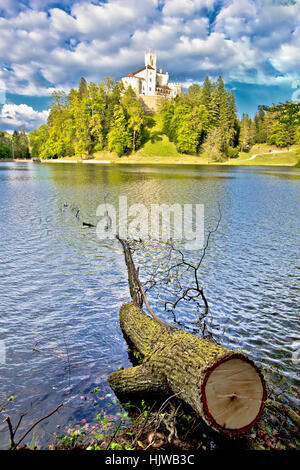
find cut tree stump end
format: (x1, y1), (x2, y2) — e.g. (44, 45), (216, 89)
(109, 302), (267, 437)
(202, 355), (266, 435)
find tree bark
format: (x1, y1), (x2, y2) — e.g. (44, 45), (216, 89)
(108, 302), (267, 436)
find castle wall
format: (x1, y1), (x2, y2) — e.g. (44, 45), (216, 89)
(156, 72), (169, 86)
(139, 95), (171, 113)
(121, 76), (141, 95)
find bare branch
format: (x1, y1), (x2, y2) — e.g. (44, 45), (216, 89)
(5, 416), (15, 449)
(144, 206), (222, 338)
(116, 235), (176, 330)
(6, 403), (64, 450)
(14, 413), (27, 435)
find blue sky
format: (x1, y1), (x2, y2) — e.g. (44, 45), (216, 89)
(0, 0), (299, 132)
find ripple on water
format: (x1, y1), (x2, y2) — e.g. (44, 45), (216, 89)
(0, 162), (299, 448)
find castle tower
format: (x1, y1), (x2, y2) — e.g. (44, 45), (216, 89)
(145, 51), (157, 69)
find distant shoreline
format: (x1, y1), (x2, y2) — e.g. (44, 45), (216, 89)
(1, 159), (297, 167)
(1, 150), (298, 167)
(0, 159), (32, 162)
(38, 159), (297, 167)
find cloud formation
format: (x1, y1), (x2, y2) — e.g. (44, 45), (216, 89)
(0, 0), (299, 128)
(0, 103), (49, 132)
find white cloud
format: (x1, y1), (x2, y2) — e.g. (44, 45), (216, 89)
(0, 104), (49, 131)
(163, 0), (216, 17)
(269, 27), (300, 74)
(214, 0), (300, 48)
(0, 0), (23, 17)
(0, 0), (299, 114)
(50, 0), (159, 40)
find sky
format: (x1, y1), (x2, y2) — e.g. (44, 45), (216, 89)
(0, 0), (299, 132)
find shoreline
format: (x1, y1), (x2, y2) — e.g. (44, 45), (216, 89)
(1, 155), (298, 167)
(50, 160), (297, 167)
(0, 159), (32, 163)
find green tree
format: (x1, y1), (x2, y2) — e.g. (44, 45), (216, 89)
(71, 81), (92, 155)
(169, 104), (191, 145)
(176, 112), (199, 154)
(29, 125), (49, 158)
(160, 101), (174, 137)
(267, 122), (289, 147)
(0, 132), (13, 159)
(209, 84), (220, 127)
(252, 107), (267, 143)
(239, 114), (253, 151)
(216, 77), (236, 154)
(105, 81), (123, 137)
(122, 86), (145, 152)
(183, 83), (202, 106)
(259, 102), (300, 147)
(202, 127), (223, 162)
(201, 76), (212, 109)
(41, 90), (74, 158)
(79, 77), (88, 98)
(12, 129), (30, 159)
(295, 126), (300, 159)
(159, 74), (238, 158)
(87, 81), (107, 151)
(107, 105), (131, 156)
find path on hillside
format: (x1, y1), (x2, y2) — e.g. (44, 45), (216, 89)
(239, 148), (294, 162)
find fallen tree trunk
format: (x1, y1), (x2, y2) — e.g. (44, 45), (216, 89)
(108, 302), (267, 436)
(109, 237), (267, 436)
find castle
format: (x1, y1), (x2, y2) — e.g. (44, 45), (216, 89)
(121, 52), (182, 112)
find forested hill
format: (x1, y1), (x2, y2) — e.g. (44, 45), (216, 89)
(28, 75), (300, 161)
(1, 76), (300, 161)
(29, 75), (239, 160)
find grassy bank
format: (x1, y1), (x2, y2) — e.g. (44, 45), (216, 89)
(38, 117), (299, 166)
(40, 148), (299, 167)
(89, 140), (298, 166)
(229, 144), (298, 166)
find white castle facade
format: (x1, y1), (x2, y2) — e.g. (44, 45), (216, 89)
(121, 52), (182, 108)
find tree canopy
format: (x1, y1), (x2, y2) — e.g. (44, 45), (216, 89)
(0, 130), (30, 159)
(238, 102), (300, 150)
(160, 76), (238, 160)
(22, 74), (300, 161)
(29, 78), (146, 159)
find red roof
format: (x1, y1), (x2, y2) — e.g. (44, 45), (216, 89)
(126, 74), (145, 80)
(131, 65), (155, 75)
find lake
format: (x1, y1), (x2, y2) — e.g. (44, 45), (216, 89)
(0, 161), (299, 449)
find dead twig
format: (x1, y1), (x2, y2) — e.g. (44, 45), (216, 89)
(266, 399), (300, 429)
(144, 392), (183, 450)
(33, 344), (64, 361)
(152, 205), (222, 337)
(5, 403), (64, 450)
(105, 419), (123, 450)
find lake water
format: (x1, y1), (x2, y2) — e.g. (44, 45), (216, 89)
(0, 161), (299, 449)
